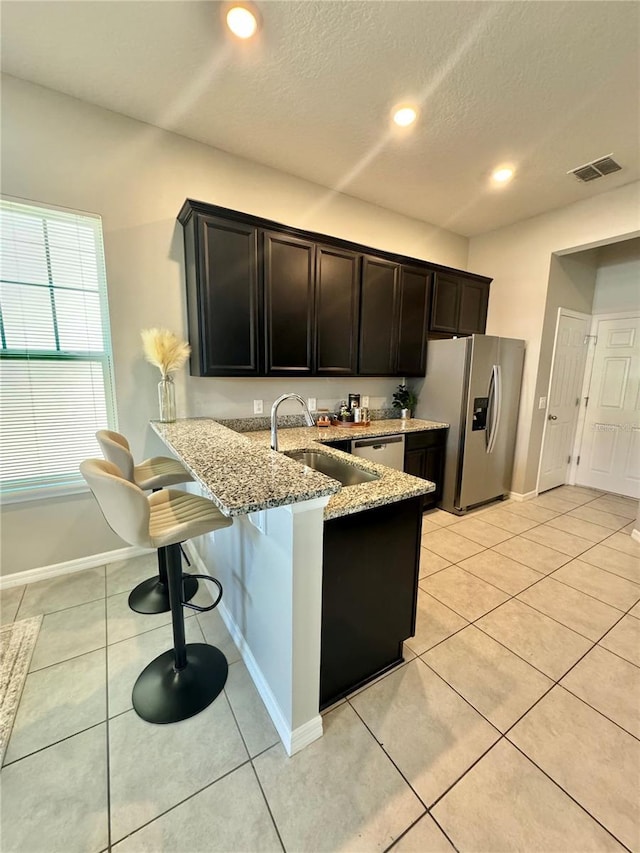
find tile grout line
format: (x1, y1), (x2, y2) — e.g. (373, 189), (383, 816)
(503, 739), (634, 853)
(248, 761), (287, 853)
(103, 578), (113, 853)
(417, 656), (633, 852)
(2, 718), (107, 769)
(346, 698), (432, 813)
(107, 755), (256, 848)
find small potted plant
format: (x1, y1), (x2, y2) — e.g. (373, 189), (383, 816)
(392, 384), (418, 419)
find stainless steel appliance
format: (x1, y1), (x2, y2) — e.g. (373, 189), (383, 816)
(351, 434), (405, 470)
(352, 406), (369, 423)
(417, 335), (525, 513)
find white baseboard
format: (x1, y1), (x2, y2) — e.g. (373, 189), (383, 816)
(184, 541), (323, 756)
(508, 490), (538, 502)
(0, 546), (154, 590)
(632, 529), (640, 545)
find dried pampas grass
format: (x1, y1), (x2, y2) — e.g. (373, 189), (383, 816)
(141, 328), (191, 378)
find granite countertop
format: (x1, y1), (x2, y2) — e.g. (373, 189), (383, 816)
(152, 417), (449, 520)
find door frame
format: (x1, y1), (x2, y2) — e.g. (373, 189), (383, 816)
(536, 307), (591, 493)
(570, 309), (640, 486)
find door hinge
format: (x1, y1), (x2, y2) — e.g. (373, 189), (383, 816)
(584, 396), (589, 407)
(567, 455), (571, 464)
(575, 397), (580, 406)
(576, 455), (581, 465)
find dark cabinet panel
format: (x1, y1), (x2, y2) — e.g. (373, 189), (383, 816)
(358, 257), (399, 375)
(458, 279), (490, 335)
(396, 267), (431, 376)
(320, 497), (422, 708)
(178, 200), (491, 377)
(263, 232), (314, 375)
(423, 445), (446, 505)
(430, 273), (460, 334)
(404, 428), (448, 509)
(186, 215), (259, 376)
(404, 448), (424, 479)
(430, 272), (489, 337)
(315, 246), (360, 375)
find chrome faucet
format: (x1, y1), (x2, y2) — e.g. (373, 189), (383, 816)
(270, 393), (315, 451)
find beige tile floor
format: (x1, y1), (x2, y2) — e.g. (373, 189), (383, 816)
(1, 485), (639, 852)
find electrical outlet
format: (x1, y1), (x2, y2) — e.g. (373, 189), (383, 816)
(361, 395), (370, 407)
(307, 397), (317, 412)
(253, 399), (263, 414)
(538, 396), (547, 410)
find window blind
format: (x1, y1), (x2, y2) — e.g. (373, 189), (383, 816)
(0, 198), (117, 498)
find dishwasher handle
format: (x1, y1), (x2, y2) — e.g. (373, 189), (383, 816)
(352, 435), (405, 450)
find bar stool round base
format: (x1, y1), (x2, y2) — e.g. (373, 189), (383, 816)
(132, 643), (228, 724)
(128, 574), (199, 615)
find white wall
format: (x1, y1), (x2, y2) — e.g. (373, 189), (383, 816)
(0, 74), (468, 575)
(593, 238), (640, 314)
(468, 181), (640, 495)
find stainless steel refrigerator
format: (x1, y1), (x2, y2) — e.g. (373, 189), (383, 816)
(417, 335), (525, 514)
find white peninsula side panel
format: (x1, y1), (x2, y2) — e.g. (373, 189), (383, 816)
(186, 483), (329, 756)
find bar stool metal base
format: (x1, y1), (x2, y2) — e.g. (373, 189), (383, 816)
(132, 643), (228, 724)
(128, 574), (199, 615)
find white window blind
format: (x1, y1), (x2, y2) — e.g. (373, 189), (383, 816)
(0, 198), (117, 498)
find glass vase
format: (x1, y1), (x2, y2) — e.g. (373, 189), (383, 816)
(158, 375), (176, 423)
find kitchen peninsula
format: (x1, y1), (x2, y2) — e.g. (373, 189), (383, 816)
(152, 416), (446, 754)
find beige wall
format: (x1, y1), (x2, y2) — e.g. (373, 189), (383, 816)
(468, 181), (640, 495)
(0, 74), (469, 575)
(593, 238), (640, 314)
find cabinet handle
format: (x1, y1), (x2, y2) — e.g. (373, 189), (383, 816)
(548, 414), (558, 420)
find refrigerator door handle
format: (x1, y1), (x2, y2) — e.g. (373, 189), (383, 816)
(486, 364), (502, 454)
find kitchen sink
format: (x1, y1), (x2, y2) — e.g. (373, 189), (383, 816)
(284, 450), (380, 487)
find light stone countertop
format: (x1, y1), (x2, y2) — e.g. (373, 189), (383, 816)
(152, 417), (448, 520)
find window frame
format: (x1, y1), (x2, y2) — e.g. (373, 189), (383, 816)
(0, 196), (118, 503)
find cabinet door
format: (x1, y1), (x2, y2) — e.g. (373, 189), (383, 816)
(263, 232), (315, 375)
(430, 273), (460, 334)
(458, 279), (489, 335)
(396, 266), (431, 376)
(424, 444), (446, 504)
(404, 448), (425, 479)
(193, 215), (259, 376)
(359, 257), (398, 375)
(315, 246), (360, 375)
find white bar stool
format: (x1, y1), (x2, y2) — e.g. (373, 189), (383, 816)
(81, 458), (233, 724)
(96, 429), (197, 615)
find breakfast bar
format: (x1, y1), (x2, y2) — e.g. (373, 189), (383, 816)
(151, 416), (445, 754)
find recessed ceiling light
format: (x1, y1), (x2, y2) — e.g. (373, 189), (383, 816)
(226, 5), (259, 39)
(392, 106), (418, 128)
(492, 166), (514, 184)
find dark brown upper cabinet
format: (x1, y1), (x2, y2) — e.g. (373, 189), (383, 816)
(359, 257), (399, 375)
(183, 212), (260, 376)
(315, 245), (360, 375)
(178, 200), (491, 378)
(430, 272), (490, 337)
(458, 278), (490, 335)
(263, 232), (314, 375)
(396, 266), (431, 376)
(359, 259), (431, 376)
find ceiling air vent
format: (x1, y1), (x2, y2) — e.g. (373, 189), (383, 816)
(568, 154), (622, 183)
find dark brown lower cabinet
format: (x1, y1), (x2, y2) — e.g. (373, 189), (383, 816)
(404, 428), (448, 509)
(320, 497), (422, 709)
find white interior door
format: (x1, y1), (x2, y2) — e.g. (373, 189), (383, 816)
(577, 315), (640, 498)
(538, 311), (591, 493)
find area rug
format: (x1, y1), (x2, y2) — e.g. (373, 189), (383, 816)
(0, 615), (42, 766)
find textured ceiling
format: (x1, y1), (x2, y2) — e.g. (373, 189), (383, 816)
(1, 1), (638, 236)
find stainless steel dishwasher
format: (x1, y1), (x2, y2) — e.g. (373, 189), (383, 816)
(351, 434), (405, 470)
